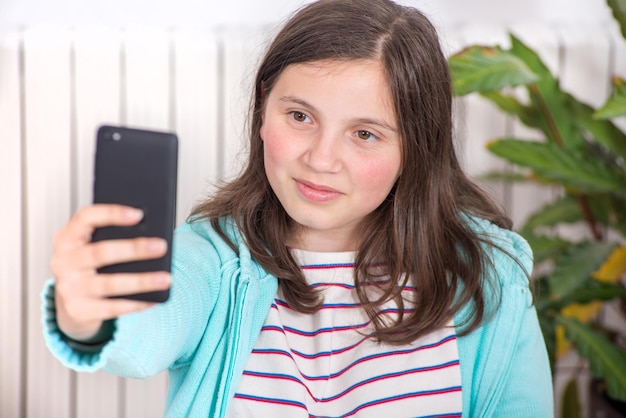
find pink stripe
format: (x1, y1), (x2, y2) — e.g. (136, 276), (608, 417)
(309, 282), (355, 290)
(343, 386), (463, 417)
(274, 298), (416, 313)
(261, 322), (370, 337)
(256, 327), (452, 360)
(241, 360), (460, 404)
(233, 393), (309, 411)
(262, 308), (410, 336)
(241, 371), (317, 400)
(320, 362), (460, 402)
(309, 281), (415, 291)
(250, 334), (457, 380)
(301, 263), (354, 270)
(300, 262), (387, 270)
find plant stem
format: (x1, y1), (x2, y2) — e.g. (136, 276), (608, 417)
(528, 84), (564, 147)
(528, 84), (603, 241)
(576, 194), (603, 241)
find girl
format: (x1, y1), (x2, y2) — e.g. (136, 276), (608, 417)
(44, 0), (554, 416)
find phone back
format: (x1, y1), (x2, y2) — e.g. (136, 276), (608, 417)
(92, 125), (178, 302)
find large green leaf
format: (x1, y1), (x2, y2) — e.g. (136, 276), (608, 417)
(568, 90), (626, 161)
(608, 0), (626, 39)
(448, 45), (539, 96)
(539, 280), (626, 311)
(480, 91), (565, 143)
(480, 91), (542, 128)
(587, 195), (626, 234)
(594, 76), (626, 120)
(557, 316), (626, 402)
(487, 139), (626, 195)
(549, 242), (617, 299)
(480, 91), (591, 150)
(561, 280), (626, 307)
(522, 232), (571, 263)
(532, 276), (557, 371)
(478, 169), (529, 183)
(521, 195), (584, 231)
(509, 35), (586, 148)
(538, 302), (557, 370)
(561, 379), (581, 418)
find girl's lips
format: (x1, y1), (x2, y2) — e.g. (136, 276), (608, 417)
(295, 179), (342, 202)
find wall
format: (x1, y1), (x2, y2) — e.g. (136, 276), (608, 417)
(0, 1), (624, 417)
(0, 0), (615, 27)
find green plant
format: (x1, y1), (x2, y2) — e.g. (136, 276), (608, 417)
(448, 0), (626, 412)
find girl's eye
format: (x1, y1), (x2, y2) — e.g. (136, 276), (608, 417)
(356, 130), (377, 141)
(290, 111), (310, 123)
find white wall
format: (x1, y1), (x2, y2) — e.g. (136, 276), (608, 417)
(0, 0), (615, 29)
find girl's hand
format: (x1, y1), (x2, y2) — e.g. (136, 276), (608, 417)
(50, 204), (171, 342)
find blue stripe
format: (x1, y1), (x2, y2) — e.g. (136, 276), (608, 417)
(309, 280), (416, 291)
(279, 322), (369, 336)
(251, 348), (292, 356)
(301, 262), (355, 269)
(244, 360), (460, 401)
(255, 329), (455, 360)
(274, 297), (415, 312)
(341, 386), (462, 417)
(310, 282), (355, 289)
(250, 334), (457, 378)
(309, 353), (457, 381)
(261, 325), (287, 333)
(320, 360), (461, 402)
(233, 393), (308, 410)
(265, 306), (415, 336)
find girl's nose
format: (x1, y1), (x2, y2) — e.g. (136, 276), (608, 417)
(303, 130), (343, 173)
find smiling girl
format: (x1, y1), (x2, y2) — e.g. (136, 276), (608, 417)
(43, 0), (554, 416)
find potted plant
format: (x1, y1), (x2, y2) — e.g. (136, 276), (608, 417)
(448, 1), (626, 415)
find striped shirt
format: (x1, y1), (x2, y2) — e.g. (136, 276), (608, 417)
(228, 249), (462, 418)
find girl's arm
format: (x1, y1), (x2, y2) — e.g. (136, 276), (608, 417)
(42, 208), (218, 377)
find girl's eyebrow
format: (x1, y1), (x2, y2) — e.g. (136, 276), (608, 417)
(278, 96), (398, 133)
(278, 96), (315, 110)
(354, 117), (398, 133)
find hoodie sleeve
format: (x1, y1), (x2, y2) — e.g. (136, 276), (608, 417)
(456, 218), (554, 417)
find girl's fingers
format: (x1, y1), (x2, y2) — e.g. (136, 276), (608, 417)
(54, 204), (143, 251)
(55, 271), (169, 337)
(55, 287), (156, 339)
(53, 237), (167, 272)
(87, 237), (167, 269)
(51, 205), (167, 339)
(91, 271), (171, 299)
(59, 295), (158, 324)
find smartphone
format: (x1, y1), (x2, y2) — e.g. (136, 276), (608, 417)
(91, 125), (178, 302)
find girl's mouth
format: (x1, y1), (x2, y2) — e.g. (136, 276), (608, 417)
(295, 179), (342, 202)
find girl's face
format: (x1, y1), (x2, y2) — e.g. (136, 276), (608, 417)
(260, 59), (402, 251)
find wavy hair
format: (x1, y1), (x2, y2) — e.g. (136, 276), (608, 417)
(191, 0), (514, 344)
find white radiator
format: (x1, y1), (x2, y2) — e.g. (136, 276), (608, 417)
(0, 22), (623, 417)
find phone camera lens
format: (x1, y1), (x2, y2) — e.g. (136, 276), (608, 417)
(112, 132), (122, 141)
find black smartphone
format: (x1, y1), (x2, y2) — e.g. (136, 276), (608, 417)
(91, 125), (178, 303)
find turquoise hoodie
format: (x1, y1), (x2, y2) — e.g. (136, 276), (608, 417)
(42, 217), (554, 417)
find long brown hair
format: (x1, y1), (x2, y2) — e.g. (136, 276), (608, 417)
(191, 0), (514, 344)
